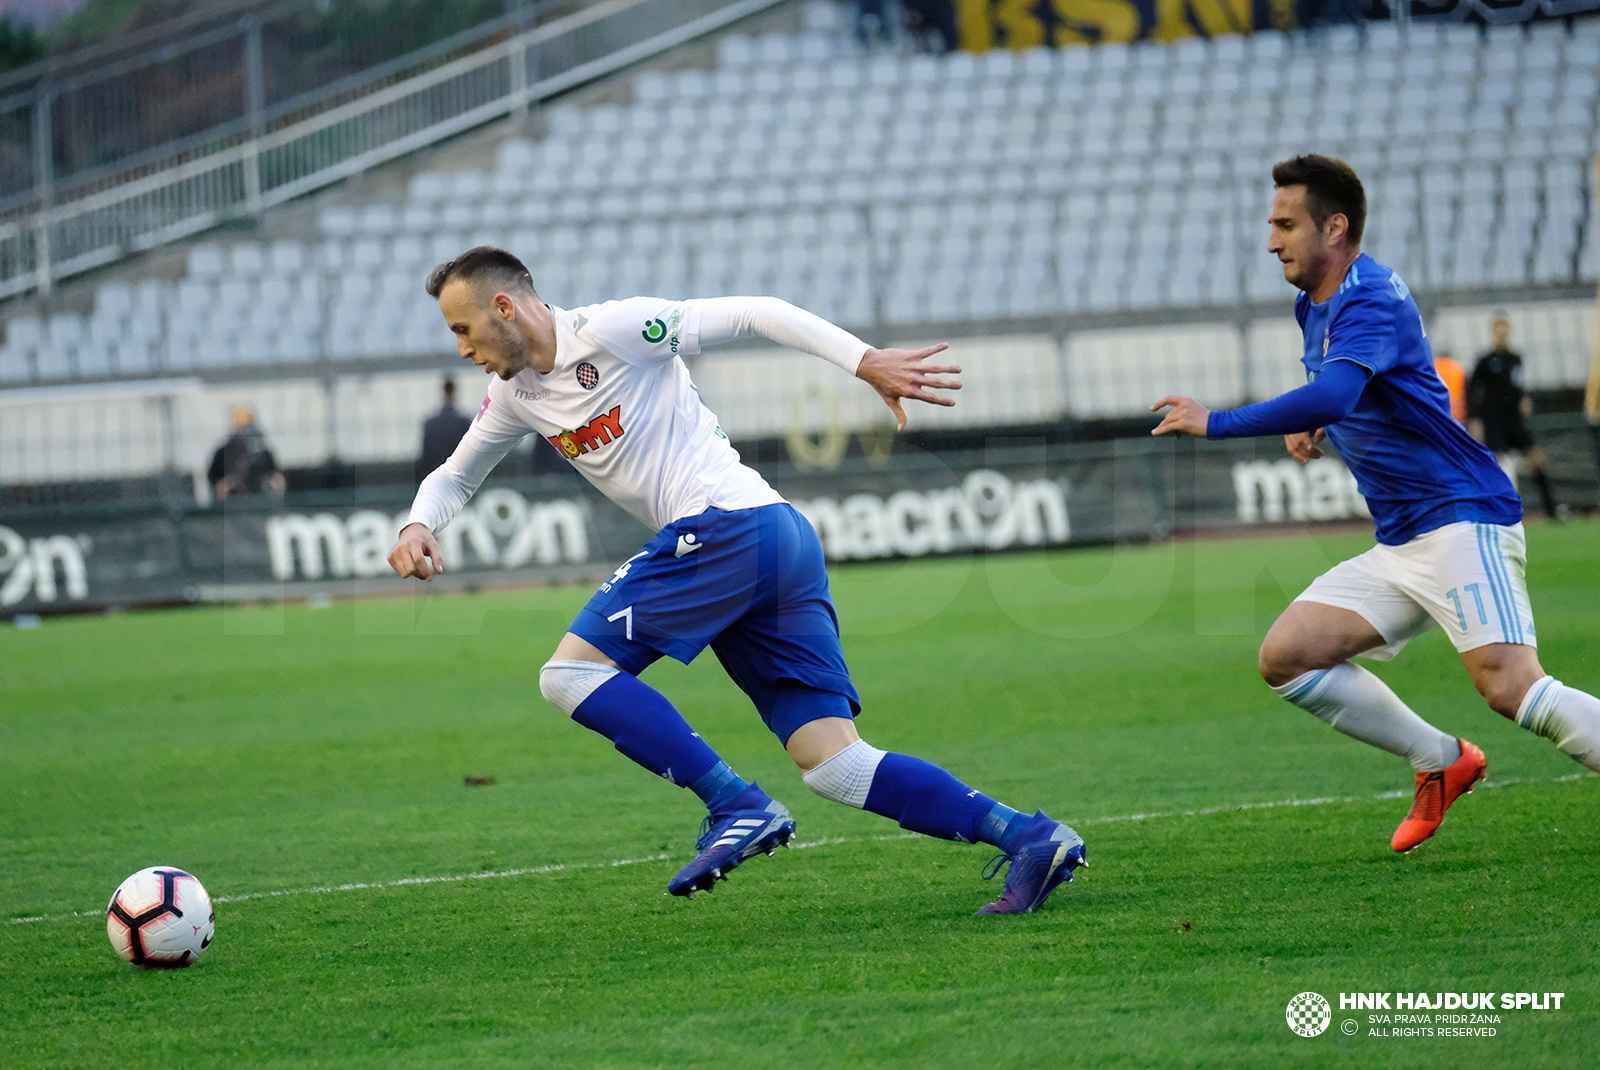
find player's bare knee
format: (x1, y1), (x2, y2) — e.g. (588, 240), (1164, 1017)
(1259, 639), (1301, 688)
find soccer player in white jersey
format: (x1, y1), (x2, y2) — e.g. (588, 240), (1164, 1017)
(387, 247), (1086, 914)
(1152, 156), (1600, 851)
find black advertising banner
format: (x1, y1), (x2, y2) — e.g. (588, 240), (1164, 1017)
(0, 438), (1388, 616)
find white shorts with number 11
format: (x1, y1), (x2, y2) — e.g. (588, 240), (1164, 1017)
(1296, 521), (1535, 661)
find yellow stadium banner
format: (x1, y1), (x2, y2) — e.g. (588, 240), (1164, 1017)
(953, 0), (1295, 50)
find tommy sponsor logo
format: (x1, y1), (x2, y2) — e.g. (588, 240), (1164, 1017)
(674, 532), (702, 558)
(549, 405), (625, 459)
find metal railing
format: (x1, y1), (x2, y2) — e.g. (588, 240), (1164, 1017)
(0, 0), (788, 300)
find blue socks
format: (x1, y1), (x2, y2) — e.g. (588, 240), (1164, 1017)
(569, 673), (766, 816)
(686, 761), (766, 817)
(984, 804), (1036, 854)
(862, 753), (1027, 848)
(570, 673), (721, 789)
(571, 672), (1039, 845)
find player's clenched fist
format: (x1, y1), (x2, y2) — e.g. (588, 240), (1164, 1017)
(1284, 428), (1327, 463)
(389, 522), (445, 581)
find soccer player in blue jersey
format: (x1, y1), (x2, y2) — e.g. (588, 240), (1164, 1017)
(1152, 155), (1600, 851)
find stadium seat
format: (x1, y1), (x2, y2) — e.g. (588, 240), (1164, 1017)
(269, 240), (306, 274)
(408, 172), (451, 203)
(2, 316), (42, 381)
(319, 206), (358, 237)
(188, 244), (226, 278)
(96, 282), (133, 319)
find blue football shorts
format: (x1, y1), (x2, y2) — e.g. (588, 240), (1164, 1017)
(569, 502), (861, 740)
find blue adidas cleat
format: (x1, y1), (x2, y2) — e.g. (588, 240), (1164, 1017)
(667, 788), (795, 899)
(976, 810), (1087, 915)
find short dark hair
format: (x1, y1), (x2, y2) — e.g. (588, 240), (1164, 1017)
(1271, 154), (1366, 247)
(425, 245), (538, 302)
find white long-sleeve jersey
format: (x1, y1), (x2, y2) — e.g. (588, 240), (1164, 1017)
(406, 296), (871, 536)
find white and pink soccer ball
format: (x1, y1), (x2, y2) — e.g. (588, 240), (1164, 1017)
(106, 866), (215, 969)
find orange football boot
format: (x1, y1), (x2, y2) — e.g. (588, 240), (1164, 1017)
(1392, 739), (1487, 852)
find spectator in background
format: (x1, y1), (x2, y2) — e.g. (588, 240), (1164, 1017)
(208, 405), (286, 500)
(904, 0), (958, 52)
(1467, 313), (1561, 519)
(1432, 349), (1467, 423)
(416, 377), (473, 483)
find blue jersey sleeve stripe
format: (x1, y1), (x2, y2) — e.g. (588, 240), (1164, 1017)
(1474, 525), (1514, 644)
(1487, 526), (1525, 644)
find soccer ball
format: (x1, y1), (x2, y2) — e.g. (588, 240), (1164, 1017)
(105, 866), (215, 969)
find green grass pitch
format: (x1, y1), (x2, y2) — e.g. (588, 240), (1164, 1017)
(3, 521), (1598, 1068)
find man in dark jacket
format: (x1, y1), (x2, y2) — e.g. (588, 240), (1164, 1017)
(416, 378), (473, 483)
(1467, 314), (1560, 519)
(208, 405), (285, 500)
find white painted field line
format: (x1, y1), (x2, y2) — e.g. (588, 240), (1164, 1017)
(1078, 771), (1594, 828)
(12, 772), (1593, 926)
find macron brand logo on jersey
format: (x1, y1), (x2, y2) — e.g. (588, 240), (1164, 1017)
(674, 532), (702, 557)
(550, 405), (625, 459)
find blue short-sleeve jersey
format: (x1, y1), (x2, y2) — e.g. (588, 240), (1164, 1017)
(1298, 254), (1519, 544)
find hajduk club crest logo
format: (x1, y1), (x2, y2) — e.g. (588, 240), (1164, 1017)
(576, 362), (599, 390)
(1286, 992), (1332, 1037)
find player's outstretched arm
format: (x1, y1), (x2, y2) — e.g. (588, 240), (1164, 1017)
(1156, 361), (1368, 447)
(855, 344), (962, 431)
(1150, 396), (1212, 438)
(388, 522), (445, 581)
(690, 298), (960, 431)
